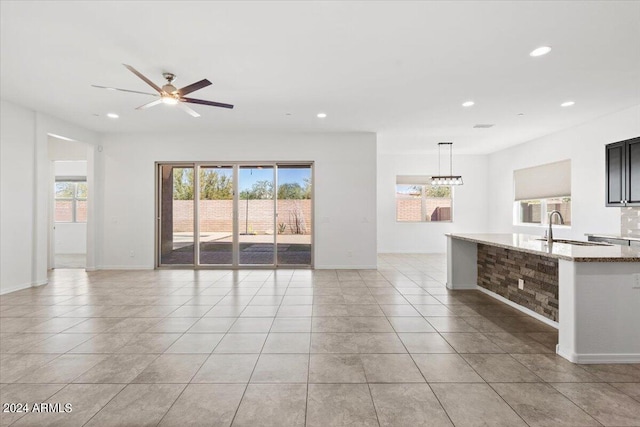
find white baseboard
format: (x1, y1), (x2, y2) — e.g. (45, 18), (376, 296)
(557, 346), (640, 364)
(475, 286), (559, 330)
(0, 279), (48, 295)
(446, 282), (477, 290)
(315, 265), (378, 270)
(97, 265), (153, 270)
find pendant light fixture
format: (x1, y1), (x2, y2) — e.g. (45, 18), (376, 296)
(431, 142), (463, 186)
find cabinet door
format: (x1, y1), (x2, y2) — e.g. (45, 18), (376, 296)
(606, 141), (626, 206)
(626, 137), (640, 206)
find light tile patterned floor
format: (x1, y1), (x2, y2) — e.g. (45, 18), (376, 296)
(1, 254), (640, 426)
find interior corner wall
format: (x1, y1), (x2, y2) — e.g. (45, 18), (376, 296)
(0, 98), (98, 294)
(95, 131), (377, 269)
(376, 149), (490, 253)
(487, 105), (640, 239)
(0, 100), (36, 294)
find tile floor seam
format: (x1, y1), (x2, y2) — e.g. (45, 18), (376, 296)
(483, 381), (547, 427)
(609, 381), (640, 404)
(3, 382), (66, 427)
(228, 271), (290, 426)
(153, 382), (193, 426)
(3, 258), (639, 426)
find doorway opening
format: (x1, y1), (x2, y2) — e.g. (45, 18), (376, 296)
(157, 162), (313, 268)
(48, 134), (93, 271)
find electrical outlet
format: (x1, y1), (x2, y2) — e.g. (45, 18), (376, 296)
(633, 274), (640, 289)
(129, 251), (135, 258)
(347, 251), (353, 257)
(518, 279), (524, 290)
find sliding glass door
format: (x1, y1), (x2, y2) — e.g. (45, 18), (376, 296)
(277, 165), (312, 265)
(239, 166), (276, 265)
(159, 165), (195, 265)
(157, 162), (312, 268)
(198, 166), (234, 265)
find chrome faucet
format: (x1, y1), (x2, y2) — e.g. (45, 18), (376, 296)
(547, 210), (564, 244)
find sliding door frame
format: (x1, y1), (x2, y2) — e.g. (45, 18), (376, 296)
(155, 161), (314, 269)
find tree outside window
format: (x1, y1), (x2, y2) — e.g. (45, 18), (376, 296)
(55, 181), (87, 222)
(396, 184), (452, 222)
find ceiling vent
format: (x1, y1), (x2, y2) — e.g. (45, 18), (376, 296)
(473, 124), (495, 128)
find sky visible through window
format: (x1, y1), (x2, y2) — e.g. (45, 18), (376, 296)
(239, 167), (310, 192)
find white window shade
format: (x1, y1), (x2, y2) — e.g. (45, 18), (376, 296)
(396, 175), (432, 185)
(514, 160), (571, 201)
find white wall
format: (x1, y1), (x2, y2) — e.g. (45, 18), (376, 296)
(54, 160), (87, 176)
(0, 99), (98, 294)
(488, 105), (640, 239)
(96, 132), (377, 269)
(53, 161), (87, 255)
(377, 150), (489, 253)
(0, 101), (36, 294)
(54, 224), (87, 254)
(49, 138), (89, 161)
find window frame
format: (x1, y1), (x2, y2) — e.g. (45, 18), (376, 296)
(514, 196), (571, 228)
(395, 183), (454, 223)
(54, 178), (87, 223)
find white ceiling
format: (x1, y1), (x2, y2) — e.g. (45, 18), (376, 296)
(1, 1), (639, 153)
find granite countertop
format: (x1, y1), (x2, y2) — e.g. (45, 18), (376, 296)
(585, 233), (640, 242)
(447, 233), (640, 262)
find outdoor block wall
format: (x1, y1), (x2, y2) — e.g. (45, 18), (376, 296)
(54, 200), (87, 222)
(477, 244), (559, 321)
(172, 199), (312, 235)
(396, 198), (451, 222)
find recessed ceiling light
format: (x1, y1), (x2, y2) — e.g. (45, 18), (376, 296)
(317, 112), (327, 118)
(462, 101), (474, 107)
(106, 113), (119, 119)
(530, 46), (552, 57)
(561, 101), (575, 107)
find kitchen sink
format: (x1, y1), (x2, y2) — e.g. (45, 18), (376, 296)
(536, 238), (612, 246)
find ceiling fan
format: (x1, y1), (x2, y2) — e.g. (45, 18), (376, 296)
(92, 64), (234, 117)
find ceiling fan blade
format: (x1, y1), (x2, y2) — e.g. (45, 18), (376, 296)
(177, 102), (201, 118)
(135, 99), (163, 110)
(178, 79), (212, 96)
(181, 97), (234, 109)
(123, 64), (163, 94)
(92, 85), (159, 97)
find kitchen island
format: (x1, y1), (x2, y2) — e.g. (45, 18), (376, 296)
(447, 233), (640, 364)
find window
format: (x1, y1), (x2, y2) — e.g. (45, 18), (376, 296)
(514, 160), (571, 226)
(55, 181), (87, 223)
(517, 197), (571, 226)
(396, 177), (453, 222)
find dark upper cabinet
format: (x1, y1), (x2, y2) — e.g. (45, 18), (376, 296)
(627, 138), (640, 205)
(606, 136), (640, 207)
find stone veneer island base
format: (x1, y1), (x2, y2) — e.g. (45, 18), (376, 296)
(447, 233), (640, 364)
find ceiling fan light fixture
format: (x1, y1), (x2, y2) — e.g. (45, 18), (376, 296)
(162, 84), (178, 94)
(96, 64), (234, 116)
(162, 96), (179, 105)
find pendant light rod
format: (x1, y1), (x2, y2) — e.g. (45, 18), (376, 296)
(431, 142), (463, 186)
(438, 143), (442, 176)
